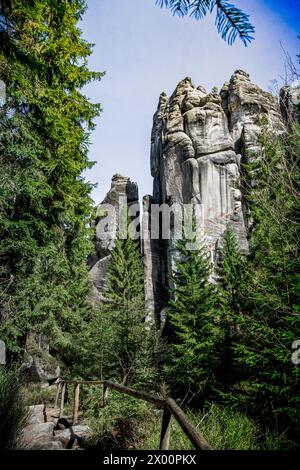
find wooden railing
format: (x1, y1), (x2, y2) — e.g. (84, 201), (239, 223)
(54, 378), (212, 451)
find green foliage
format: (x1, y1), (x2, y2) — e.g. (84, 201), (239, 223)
(22, 383), (57, 406)
(198, 403), (257, 450)
(165, 224), (221, 401)
(84, 390), (149, 450)
(0, 0), (298, 452)
(0, 367), (29, 450)
(214, 226), (243, 389)
(233, 124), (300, 439)
(0, 0), (102, 366)
(142, 402), (285, 450)
(217, 227), (243, 304)
(107, 236), (145, 307)
(155, 0), (255, 46)
(164, 124), (300, 443)
(83, 234), (158, 387)
(84, 392), (290, 451)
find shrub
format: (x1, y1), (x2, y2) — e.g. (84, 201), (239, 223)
(83, 388), (151, 450)
(22, 383), (57, 406)
(0, 367), (29, 450)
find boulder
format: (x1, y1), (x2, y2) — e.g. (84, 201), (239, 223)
(20, 334), (60, 383)
(29, 404), (45, 413)
(55, 417), (72, 431)
(27, 404), (46, 425)
(53, 425), (91, 449)
(21, 422), (55, 447)
(27, 413), (45, 425)
(27, 436), (63, 450)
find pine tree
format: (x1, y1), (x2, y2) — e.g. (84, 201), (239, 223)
(165, 225), (221, 402)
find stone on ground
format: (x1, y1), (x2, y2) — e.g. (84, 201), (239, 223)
(53, 425), (91, 449)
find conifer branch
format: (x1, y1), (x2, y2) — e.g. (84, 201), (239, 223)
(155, 0), (255, 46)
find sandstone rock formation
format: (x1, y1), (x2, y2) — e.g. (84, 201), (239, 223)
(144, 70), (285, 322)
(20, 404), (90, 450)
(89, 71), (294, 324)
(280, 82), (300, 125)
(20, 333), (60, 383)
(88, 174), (139, 304)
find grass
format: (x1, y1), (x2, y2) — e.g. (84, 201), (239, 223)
(141, 403), (291, 450)
(22, 383), (57, 406)
(83, 391), (262, 450)
(84, 389), (150, 450)
(85, 395), (290, 450)
(0, 367), (29, 450)
(142, 403), (259, 450)
(69, 383), (291, 451)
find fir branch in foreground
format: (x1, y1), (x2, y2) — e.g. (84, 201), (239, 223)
(155, 0), (255, 46)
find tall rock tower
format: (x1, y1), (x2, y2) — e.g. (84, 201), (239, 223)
(89, 174), (139, 305)
(144, 70), (284, 322)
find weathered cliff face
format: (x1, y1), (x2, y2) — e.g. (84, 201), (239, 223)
(89, 72), (299, 322)
(88, 174), (139, 305)
(280, 83), (300, 125)
(145, 70), (285, 321)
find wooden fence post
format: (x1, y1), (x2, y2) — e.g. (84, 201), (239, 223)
(166, 398), (211, 450)
(72, 383), (80, 425)
(52, 379), (211, 449)
(159, 404), (172, 450)
(54, 382), (61, 409)
(59, 382), (66, 418)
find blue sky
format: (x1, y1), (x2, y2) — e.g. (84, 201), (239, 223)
(81, 0), (300, 204)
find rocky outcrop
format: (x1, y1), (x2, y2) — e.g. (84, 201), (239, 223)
(20, 404), (90, 450)
(142, 195), (166, 323)
(20, 334), (60, 383)
(88, 174), (139, 304)
(145, 70), (285, 322)
(20, 406), (60, 450)
(53, 425), (91, 449)
(280, 83), (300, 125)
(88, 71), (292, 324)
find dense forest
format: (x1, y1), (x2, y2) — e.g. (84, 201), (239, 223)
(0, 0), (299, 452)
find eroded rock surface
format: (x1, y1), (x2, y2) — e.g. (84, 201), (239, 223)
(88, 174), (139, 304)
(20, 334), (60, 383)
(145, 70), (285, 321)
(88, 71), (291, 323)
(54, 425), (91, 449)
(20, 404), (90, 450)
(280, 82), (300, 125)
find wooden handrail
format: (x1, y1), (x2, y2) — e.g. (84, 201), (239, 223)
(102, 380), (166, 407)
(165, 398), (211, 450)
(54, 377), (212, 450)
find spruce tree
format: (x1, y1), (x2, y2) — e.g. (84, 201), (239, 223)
(93, 235), (153, 387)
(215, 226), (243, 392)
(165, 224), (221, 402)
(0, 1), (102, 366)
(235, 124), (300, 437)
